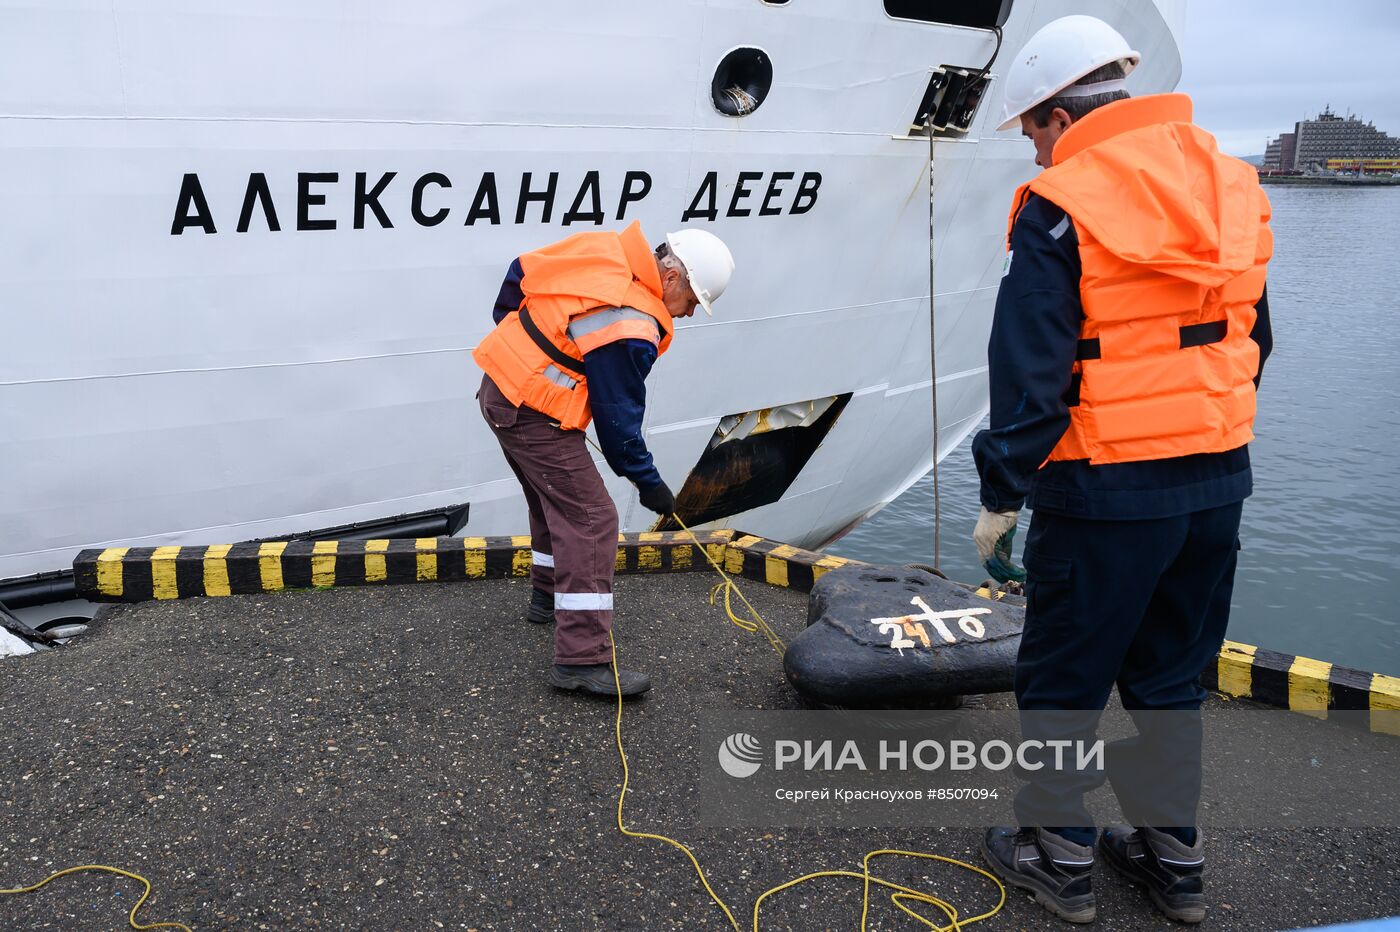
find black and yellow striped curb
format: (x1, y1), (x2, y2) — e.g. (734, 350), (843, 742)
(71, 531), (1018, 605)
(71, 533), (1398, 732)
(73, 531), (736, 603)
(721, 534), (858, 593)
(1203, 639), (1400, 736)
(720, 534), (1019, 603)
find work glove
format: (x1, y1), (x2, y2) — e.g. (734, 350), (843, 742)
(973, 506), (1026, 584)
(638, 480), (677, 517)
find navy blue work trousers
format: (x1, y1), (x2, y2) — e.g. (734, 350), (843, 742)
(1012, 501), (1242, 833)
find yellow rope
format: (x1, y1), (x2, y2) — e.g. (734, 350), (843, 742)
(751, 848), (1007, 931)
(0, 864), (192, 931)
(588, 430), (787, 655)
(607, 516), (1007, 931)
(610, 629), (744, 930)
(671, 515), (787, 657)
(3, 509), (1006, 932)
(709, 576), (786, 655)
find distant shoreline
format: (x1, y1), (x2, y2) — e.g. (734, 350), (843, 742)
(1257, 175), (1400, 187)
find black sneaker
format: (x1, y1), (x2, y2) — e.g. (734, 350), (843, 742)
(981, 827), (1096, 923)
(1100, 826), (1205, 924)
(527, 588), (554, 624)
(549, 663), (651, 697)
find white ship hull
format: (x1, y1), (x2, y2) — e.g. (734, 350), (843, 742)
(0, 0), (1184, 587)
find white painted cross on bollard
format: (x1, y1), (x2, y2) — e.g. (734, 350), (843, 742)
(869, 596), (990, 655)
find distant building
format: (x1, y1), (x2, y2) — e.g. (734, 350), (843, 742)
(1263, 137), (1280, 168)
(1263, 132), (1296, 171)
(1263, 107), (1400, 171)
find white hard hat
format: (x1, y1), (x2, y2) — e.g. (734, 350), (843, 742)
(996, 15), (1140, 131)
(664, 228), (734, 317)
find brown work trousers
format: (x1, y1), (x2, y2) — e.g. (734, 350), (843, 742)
(478, 374), (618, 665)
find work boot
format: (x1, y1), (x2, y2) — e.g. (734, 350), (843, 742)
(1100, 825), (1206, 924)
(527, 587), (554, 624)
(549, 663), (651, 697)
(981, 827), (1096, 923)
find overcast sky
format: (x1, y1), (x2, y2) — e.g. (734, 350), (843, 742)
(1175, 0), (1400, 156)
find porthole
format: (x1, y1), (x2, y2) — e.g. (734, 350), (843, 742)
(711, 47), (773, 117)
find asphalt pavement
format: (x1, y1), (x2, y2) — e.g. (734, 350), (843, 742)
(1, 574), (1395, 930)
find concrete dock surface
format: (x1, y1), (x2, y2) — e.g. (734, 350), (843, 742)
(1, 574), (1396, 930)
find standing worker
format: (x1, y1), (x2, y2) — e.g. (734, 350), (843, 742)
(473, 220), (734, 698)
(970, 16), (1272, 925)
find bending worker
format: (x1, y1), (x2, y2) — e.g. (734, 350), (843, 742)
(473, 221), (734, 698)
(970, 16), (1272, 925)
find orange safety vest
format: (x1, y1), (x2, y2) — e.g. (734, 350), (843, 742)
(1006, 94), (1272, 465)
(472, 221), (674, 431)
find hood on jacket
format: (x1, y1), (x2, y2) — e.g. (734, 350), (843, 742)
(1031, 94), (1270, 288)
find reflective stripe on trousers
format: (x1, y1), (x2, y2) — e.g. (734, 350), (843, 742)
(554, 592), (613, 611)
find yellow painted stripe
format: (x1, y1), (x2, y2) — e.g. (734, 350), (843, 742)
(1371, 673), (1400, 737)
(203, 544), (232, 597)
(96, 548), (129, 598)
(365, 539), (390, 583)
(511, 546), (532, 577)
(463, 537), (486, 579)
(724, 544), (745, 575)
(1215, 640), (1256, 698)
(769, 544), (800, 560)
(637, 546), (662, 570)
(258, 542), (287, 591)
(312, 540), (338, 587)
(415, 538), (438, 582)
(671, 544), (693, 571)
(813, 555), (847, 583)
(510, 535), (532, 548)
(733, 535), (764, 550)
(151, 546), (182, 600)
(707, 543), (728, 568)
(1287, 655), (1332, 718)
(638, 531), (664, 543)
(615, 546), (628, 571)
(764, 554), (789, 588)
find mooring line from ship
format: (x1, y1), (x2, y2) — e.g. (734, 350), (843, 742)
(927, 95), (944, 573)
(922, 24), (1001, 575)
(601, 514), (1006, 930)
(0, 863), (192, 931)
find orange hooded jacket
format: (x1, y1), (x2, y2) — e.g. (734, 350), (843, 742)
(1007, 94), (1272, 465)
